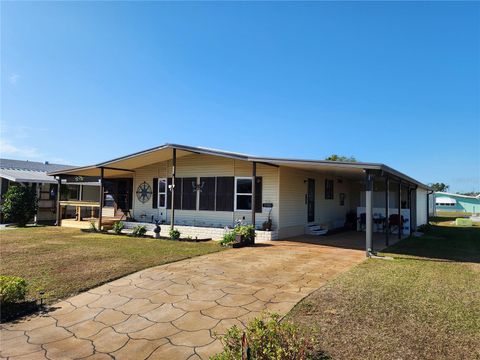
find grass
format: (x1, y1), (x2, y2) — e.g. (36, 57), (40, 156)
(287, 222), (480, 360)
(0, 226), (224, 306)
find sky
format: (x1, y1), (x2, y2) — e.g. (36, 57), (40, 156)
(1, 1), (479, 193)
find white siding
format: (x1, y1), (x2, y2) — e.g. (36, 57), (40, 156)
(416, 188), (428, 226)
(278, 167), (354, 238)
(130, 154), (279, 230)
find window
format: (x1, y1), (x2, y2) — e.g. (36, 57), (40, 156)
(158, 178), (167, 208)
(325, 179), (334, 200)
(167, 178), (182, 210)
(235, 177), (253, 211)
(216, 177), (234, 211)
(182, 177), (197, 210)
(61, 184), (79, 201)
(199, 177), (216, 211)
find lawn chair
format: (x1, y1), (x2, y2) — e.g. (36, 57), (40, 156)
(388, 214), (404, 234)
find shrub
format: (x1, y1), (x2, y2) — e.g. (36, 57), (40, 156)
(112, 221), (124, 234)
(1, 185), (38, 226)
(235, 225), (256, 243)
(211, 313), (322, 360)
(90, 221), (98, 232)
(132, 225), (147, 237)
(220, 230), (236, 246)
(169, 228), (181, 240)
(0, 276), (28, 304)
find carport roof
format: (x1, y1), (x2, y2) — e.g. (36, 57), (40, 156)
(47, 143), (430, 189)
(1, 158), (73, 184)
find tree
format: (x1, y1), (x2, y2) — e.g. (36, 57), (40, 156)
(325, 154), (357, 162)
(429, 183), (449, 192)
(1, 185), (38, 226)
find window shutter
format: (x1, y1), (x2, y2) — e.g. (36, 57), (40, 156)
(182, 177), (197, 210)
(152, 178), (158, 208)
(255, 176), (262, 213)
(199, 177), (215, 211)
(216, 177), (234, 211)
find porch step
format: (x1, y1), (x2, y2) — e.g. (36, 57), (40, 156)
(305, 224), (328, 236)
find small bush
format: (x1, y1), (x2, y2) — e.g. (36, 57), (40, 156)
(0, 276), (28, 304)
(220, 231), (236, 246)
(211, 313), (322, 360)
(169, 228), (181, 240)
(235, 225), (256, 243)
(1, 185), (38, 226)
(132, 225), (147, 237)
(112, 221), (124, 234)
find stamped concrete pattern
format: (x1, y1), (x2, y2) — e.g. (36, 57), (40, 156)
(0, 239), (365, 360)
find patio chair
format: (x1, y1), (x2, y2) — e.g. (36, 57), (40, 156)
(358, 213), (366, 231)
(388, 214), (404, 234)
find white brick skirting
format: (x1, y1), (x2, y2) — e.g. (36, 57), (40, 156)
(121, 222), (278, 241)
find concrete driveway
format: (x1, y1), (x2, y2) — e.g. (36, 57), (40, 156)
(1, 238), (365, 360)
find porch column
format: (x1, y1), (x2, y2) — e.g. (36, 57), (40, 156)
(426, 191), (430, 224)
(251, 161), (256, 235)
(99, 167), (104, 231)
(365, 170), (374, 257)
(385, 176), (389, 247)
(55, 177), (62, 226)
(408, 187), (413, 235)
(170, 148), (176, 231)
(398, 181), (402, 239)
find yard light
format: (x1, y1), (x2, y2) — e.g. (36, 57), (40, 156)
(38, 290), (45, 306)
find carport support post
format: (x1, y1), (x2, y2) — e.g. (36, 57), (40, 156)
(251, 161), (256, 240)
(365, 170), (374, 257)
(398, 181), (402, 239)
(409, 187), (416, 235)
(170, 148), (176, 231)
(55, 177), (62, 226)
(99, 167), (104, 231)
(385, 176), (389, 246)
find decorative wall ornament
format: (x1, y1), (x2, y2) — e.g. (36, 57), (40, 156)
(136, 182), (152, 203)
(192, 180), (205, 192)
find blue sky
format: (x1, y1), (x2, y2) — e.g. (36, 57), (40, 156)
(1, 1), (479, 192)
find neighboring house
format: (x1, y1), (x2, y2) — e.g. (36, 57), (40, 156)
(435, 192), (480, 215)
(48, 144), (431, 249)
(0, 158), (99, 223)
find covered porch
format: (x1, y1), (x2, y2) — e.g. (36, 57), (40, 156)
(48, 144), (430, 256)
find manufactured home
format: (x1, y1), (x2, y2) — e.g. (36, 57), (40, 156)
(48, 144), (431, 254)
(435, 192), (480, 215)
(0, 158), (99, 223)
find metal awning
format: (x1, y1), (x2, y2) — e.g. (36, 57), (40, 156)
(0, 169), (58, 184)
(435, 197), (456, 204)
(47, 143), (430, 189)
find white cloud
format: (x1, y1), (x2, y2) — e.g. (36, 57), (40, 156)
(8, 74), (20, 85)
(0, 138), (42, 159)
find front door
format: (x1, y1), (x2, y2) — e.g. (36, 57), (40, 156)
(307, 178), (315, 222)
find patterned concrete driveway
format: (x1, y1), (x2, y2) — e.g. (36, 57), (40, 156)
(0, 238), (365, 360)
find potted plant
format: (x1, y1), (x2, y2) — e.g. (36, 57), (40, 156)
(261, 207), (273, 231)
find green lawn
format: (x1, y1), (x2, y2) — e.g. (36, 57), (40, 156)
(287, 223), (480, 360)
(0, 227), (224, 304)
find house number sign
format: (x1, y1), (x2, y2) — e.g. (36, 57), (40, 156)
(136, 182), (152, 203)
